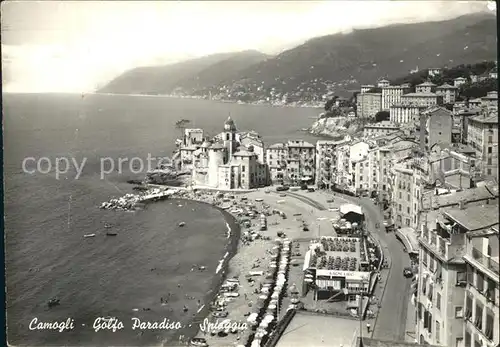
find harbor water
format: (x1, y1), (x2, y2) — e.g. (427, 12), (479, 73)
(3, 93), (321, 346)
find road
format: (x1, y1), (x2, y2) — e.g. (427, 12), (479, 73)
(272, 191), (327, 210)
(281, 190), (412, 341)
(340, 195), (412, 341)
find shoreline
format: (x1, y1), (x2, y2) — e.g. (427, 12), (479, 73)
(162, 198), (242, 347)
(92, 92), (324, 109)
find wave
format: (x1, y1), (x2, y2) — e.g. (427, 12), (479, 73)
(215, 252), (229, 274)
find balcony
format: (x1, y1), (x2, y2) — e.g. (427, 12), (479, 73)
(468, 247), (500, 277)
(419, 228), (451, 260)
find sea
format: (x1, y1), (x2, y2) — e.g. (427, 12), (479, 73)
(3, 93), (322, 347)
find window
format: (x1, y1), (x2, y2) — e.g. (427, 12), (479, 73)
(407, 207), (410, 214)
(428, 313), (432, 333)
(457, 271), (467, 286)
(435, 321), (440, 344)
(474, 304), (483, 330)
(242, 166), (245, 172)
(399, 204), (402, 211)
(455, 306), (463, 318)
(428, 283), (433, 301)
(465, 294), (473, 320)
(467, 264), (474, 286)
(436, 293), (441, 310)
(465, 330), (471, 347)
(476, 271), (484, 291)
(486, 278), (497, 304)
(399, 192), (402, 199)
(486, 309), (494, 340)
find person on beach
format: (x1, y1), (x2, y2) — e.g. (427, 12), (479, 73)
(366, 323), (371, 333)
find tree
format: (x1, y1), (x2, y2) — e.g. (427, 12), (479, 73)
(460, 78), (498, 99)
(324, 96), (338, 111)
(374, 111), (390, 122)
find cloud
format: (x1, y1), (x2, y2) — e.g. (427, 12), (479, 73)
(1, 1), (492, 93)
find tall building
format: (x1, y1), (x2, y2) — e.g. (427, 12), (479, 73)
(390, 104), (426, 124)
(356, 92), (382, 118)
(315, 139), (348, 189)
(467, 113), (498, 179)
(286, 140), (316, 185)
(363, 121), (400, 137)
(382, 85), (411, 110)
(266, 143), (287, 184)
(436, 83), (459, 104)
(419, 107), (453, 152)
(463, 226), (499, 347)
(401, 93), (444, 108)
(416, 81), (437, 94)
(416, 203), (499, 346)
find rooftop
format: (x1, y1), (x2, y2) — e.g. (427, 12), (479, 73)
(268, 142), (286, 149)
(232, 150), (257, 157)
(422, 185), (498, 210)
(365, 121), (399, 129)
(469, 113), (498, 124)
(287, 140), (315, 148)
(417, 81), (436, 87)
(444, 203), (499, 231)
(402, 92), (438, 97)
(340, 203), (363, 216)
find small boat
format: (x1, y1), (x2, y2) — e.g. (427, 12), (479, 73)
(104, 223), (112, 229)
(48, 298), (60, 307)
(178, 222), (186, 227)
(84, 234), (96, 238)
(106, 232), (118, 236)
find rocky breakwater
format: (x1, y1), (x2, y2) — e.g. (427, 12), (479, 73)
(309, 115), (362, 138)
(99, 188), (178, 211)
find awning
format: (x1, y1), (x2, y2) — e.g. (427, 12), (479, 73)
(395, 228), (419, 254)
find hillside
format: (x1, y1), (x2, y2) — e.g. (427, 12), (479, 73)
(99, 50), (269, 95)
(101, 12), (496, 104)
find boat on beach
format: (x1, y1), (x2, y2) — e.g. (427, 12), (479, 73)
(106, 231), (118, 236)
(83, 234), (96, 238)
(179, 222), (186, 227)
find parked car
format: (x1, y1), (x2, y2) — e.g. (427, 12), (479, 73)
(276, 186), (289, 192)
(300, 184), (308, 190)
(190, 337), (208, 347)
(403, 267), (413, 278)
(307, 188), (315, 192)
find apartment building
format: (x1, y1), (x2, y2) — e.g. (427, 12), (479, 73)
(335, 144), (351, 189)
(286, 140), (316, 185)
(363, 121), (400, 137)
(416, 203), (499, 346)
(481, 92), (498, 110)
(315, 139), (347, 189)
(436, 83), (459, 104)
(378, 79), (390, 88)
(392, 162), (415, 228)
(463, 226), (499, 347)
(390, 104), (426, 124)
(454, 77), (467, 88)
(360, 84), (375, 93)
(266, 143), (288, 184)
(467, 113), (498, 179)
(382, 85), (411, 110)
(419, 106), (453, 152)
(356, 92), (382, 118)
(453, 110), (481, 144)
(401, 93), (444, 108)
(416, 81), (437, 94)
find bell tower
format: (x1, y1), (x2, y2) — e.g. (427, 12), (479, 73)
(223, 115), (237, 163)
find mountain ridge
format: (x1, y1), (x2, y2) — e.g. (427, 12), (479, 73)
(99, 12), (497, 103)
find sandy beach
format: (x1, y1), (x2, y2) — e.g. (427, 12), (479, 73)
(163, 188), (348, 347)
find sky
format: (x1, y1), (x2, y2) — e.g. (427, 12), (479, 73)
(1, 1), (495, 93)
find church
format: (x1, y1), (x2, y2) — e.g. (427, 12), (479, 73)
(179, 117), (269, 190)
